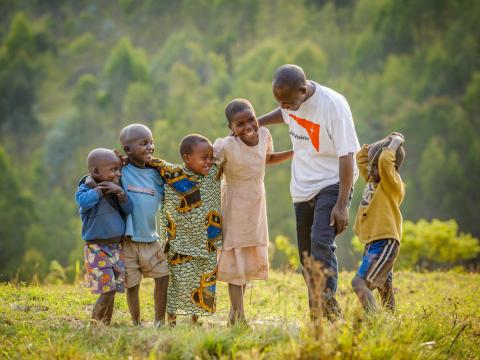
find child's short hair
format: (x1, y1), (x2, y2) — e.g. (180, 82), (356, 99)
(86, 148), (118, 172)
(224, 98), (254, 123)
(179, 134), (211, 156)
(368, 138), (405, 171)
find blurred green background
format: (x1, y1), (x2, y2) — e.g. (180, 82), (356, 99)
(1, 0), (479, 282)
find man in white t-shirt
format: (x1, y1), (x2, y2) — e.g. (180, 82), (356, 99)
(258, 64), (360, 320)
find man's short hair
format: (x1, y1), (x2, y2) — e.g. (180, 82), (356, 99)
(179, 134), (211, 156)
(224, 98), (254, 123)
(273, 64), (307, 90)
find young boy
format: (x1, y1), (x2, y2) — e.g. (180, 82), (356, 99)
(351, 133), (405, 312)
(119, 124), (169, 327)
(75, 148), (132, 325)
(148, 134), (222, 326)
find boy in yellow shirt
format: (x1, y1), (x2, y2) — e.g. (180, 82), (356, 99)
(352, 133), (405, 312)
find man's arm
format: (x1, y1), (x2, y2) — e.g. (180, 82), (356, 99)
(330, 153), (354, 235)
(257, 108), (284, 126)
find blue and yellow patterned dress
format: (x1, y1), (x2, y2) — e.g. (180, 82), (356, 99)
(148, 158), (222, 316)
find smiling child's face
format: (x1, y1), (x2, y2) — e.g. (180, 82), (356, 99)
(183, 141), (214, 176)
(229, 108), (259, 145)
(123, 127), (155, 167)
(95, 158), (122, 183)
(90, 152), (122, 183)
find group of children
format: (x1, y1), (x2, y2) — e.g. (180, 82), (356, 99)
(76, 99), (294, 326)
(76, 96), (406, 326)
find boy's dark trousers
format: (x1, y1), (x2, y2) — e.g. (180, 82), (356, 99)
(294, 183), (342, 319)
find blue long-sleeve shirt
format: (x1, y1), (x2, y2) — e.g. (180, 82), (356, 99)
(75, 182), (133, 241)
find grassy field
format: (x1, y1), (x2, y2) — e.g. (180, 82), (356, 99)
(1, 270), (479, 359)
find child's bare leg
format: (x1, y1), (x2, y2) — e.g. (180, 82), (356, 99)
(379, 281), (395, 312)
(168, 313), (177, 327)
(92, 290), (115, 324)
(102, 292), (116, 325)
(126, 284), (141, 325)
(351, 275), (377, 312)
(154, 275), (168, 326)
(228, 283), (246, 325)
(191, 314), (199, 325)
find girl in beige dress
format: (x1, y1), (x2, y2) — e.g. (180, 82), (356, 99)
(213, 98), (293, 325)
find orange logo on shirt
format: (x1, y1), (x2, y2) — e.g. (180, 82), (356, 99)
(289, 114), (320, 151)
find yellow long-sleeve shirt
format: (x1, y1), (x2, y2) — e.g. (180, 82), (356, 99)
(354, 145), (405, 244)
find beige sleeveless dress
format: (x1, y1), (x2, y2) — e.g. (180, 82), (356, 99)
(213, 127), (273, 285)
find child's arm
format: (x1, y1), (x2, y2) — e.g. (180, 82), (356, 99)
(356, 144), (370, 181)
(266, 149), (294, 165)
(146, 157), (167, 179)
(97, 181), (133, 214)
(75, 183), (102, 211)
(378, 135), (404, 193)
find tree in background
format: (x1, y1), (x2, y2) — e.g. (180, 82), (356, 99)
(0, 0), (478, 281)
(0, 147), (34, 280)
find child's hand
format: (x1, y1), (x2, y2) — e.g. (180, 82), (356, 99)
(98, 181), (124, 197)
(85, 176), (97, 188)
(389, 132), (405, 141)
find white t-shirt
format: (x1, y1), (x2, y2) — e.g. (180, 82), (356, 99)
(281, 81), (360, 203)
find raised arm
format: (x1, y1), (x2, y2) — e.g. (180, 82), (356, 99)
(257, 108), (284, 126)
(266, 149), (294, 165)
(378, 135), (404, 195)
(356, 144), (370, 181)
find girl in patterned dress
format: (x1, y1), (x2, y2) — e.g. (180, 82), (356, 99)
(213, 99), (293, 325)
(148, 134), (222, 325)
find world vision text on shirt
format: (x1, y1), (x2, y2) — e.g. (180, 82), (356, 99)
(289, 114), (320, 152)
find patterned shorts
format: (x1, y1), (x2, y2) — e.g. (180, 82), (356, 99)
(84, 242), (125, 294)
(357, 239), (399, 289)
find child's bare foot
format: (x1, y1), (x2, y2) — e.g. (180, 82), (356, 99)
(154, 320), (165, 328)
(167, 313), (177, 327)
(191, 314), (203, 326)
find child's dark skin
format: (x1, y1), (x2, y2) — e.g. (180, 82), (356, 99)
(225, 105), (293, 325)
(351, 133), (404, 313)
(120, 124), (169, 327)
(167, 139), (214, 327)
(87, 150), (125, 325)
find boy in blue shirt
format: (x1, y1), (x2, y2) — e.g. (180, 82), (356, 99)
(119, 124), (169, 327)
(75, 148), (133, 325)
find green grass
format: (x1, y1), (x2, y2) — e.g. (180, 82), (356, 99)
(1, 270), (479, 359)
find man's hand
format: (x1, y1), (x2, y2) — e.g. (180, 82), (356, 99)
(330, 202), (349, 235)
(98, 181), (124, 197)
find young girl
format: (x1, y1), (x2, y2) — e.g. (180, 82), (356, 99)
(213, 98), (293, 325)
